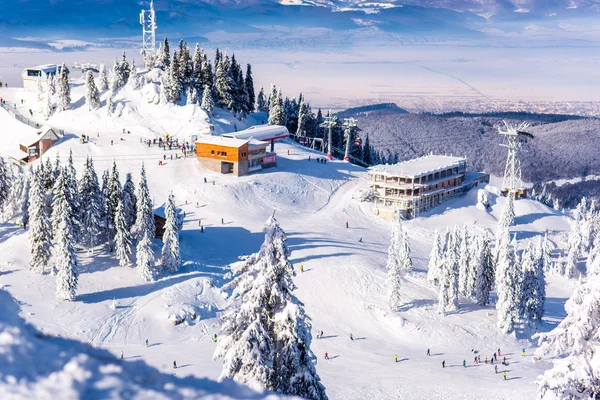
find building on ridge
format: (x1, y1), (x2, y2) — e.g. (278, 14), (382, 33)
(368, 154), (489, 219)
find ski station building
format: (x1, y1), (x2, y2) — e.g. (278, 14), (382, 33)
(195, 125), (289, 176)
(21, 64), (69, 91)
(368, 154), (489, 219)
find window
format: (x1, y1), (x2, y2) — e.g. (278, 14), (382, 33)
(211, 150), (214, 155)
(27, 70), (42, 77)
(222, 151), (227, 156)
(217, 151), (221, 156)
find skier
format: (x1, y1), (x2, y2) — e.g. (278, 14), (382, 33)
(111, 140), (114, 145)
(503, 372), (507, 380)
(287, 149), (290, 155)
(495, 365), (498, 374)
(300, 265), (304, 273)
(485, 357), (488, 364)
(477, 355), (480, 363)
(358, 237), (363, 243)
(462, 360), (466, 367)
(442, 360), (445, 368)
(427, 348), (430, 356)
(164, 154), (166, 160)
(325, 352), (329, 360)
(503, 357), (507, 365)
(494, 352), (497, 361)
(173, 361), (177, 369)
(213, 334), (218, 343)
(121, 351), (124, 359)
(522, 348), (526, 357)
(204, 177), (207, 183)
(394, 354), (398, 363)
(491, 357), (494, 365)
(498, 348), (501, 356)
(346, 221), (349, 229)
(221, 218), (224, 224)
(349, 333), (354, 341)
(145, 339), (149, 347)
(201, 225), (204, 233)
(474, 356), (477, 363)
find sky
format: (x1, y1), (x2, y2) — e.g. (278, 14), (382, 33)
(0, 0), (599, 113)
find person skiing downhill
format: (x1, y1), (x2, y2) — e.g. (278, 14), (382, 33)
(494, 353), (497, 361)
(349, 333), (354, 341)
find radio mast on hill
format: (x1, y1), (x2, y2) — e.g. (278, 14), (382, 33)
(140, 0), (157, 67)
(498, 120), (534, 198)
(320, 110), (338, 160)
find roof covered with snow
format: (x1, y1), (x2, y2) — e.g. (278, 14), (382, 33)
(368, 155), (467, 178)
(196, 135), (249, 148)
(221, 124), (289, 142)
(0, 107), (41, 156)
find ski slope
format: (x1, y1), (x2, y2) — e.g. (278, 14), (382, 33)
(0, 81), (579, 399)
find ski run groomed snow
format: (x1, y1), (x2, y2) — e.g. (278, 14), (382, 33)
(0, 79), (582, 399)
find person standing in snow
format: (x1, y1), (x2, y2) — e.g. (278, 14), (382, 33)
(462, 360), (466, 367)
(300, 265), (304, 273)
(503, 372), (507, 380)
(485, 357), (488, 364)
(498, 348), (501, 356)
(325, 352), (329, 360)
(358, 237), (363, 243)
(494, 352), (497, 361)
(442, 360), (445, 368)
(346, 221), (349, 228)
(349, 333), (354, 341)
(221, 218), (224, 224)
(495, 365), (498, 374)
(121, 351), (124, 359)
(427, 348), (430, 356)
(213, 334), (218, 343)
(145, 339), (149, 347)
(394, 354), (398, 363)
(173, 361), (177, 369)
(474, 356), (477, 363)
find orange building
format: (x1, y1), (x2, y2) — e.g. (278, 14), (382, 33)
(195, 136), (276, 176)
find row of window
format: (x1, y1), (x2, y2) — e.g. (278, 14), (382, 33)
(210, 150), (228, 157)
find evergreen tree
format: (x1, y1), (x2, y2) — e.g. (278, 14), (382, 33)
(269, 89), (285, 125)
(122, 172), (137, 229)
(244, 64), (255, 113)
(161, 192), (181, 274)
(362, 134), (372, 165)
(200, 84), (214, 114)
(98, 63), (109, 91)
(296, 98), (311, 137)
(178, 41), (192, 89)
(52, 170), (78, 300)
(106, 91), (117, 116)
(215, 57), (232, 109)
(535, 272), (600, 398)
(79, 157), (102, 251)
(214, 215), (327, 399)
(256, 87), (267, 112)
(474, 232), (494, 306)
(109, 59), (120, 92)
(162, 55), (182, 103)
(28, 170), (52, 274)
(501, 195), (515, 228)
(43, 88), (53, 118)
(106, 161), (122, 246)
(427, 229), (443, 286)
(101, 169), (111, 235)
(119, 52), (131, 86)
(520, 244), (538, 323)
(65, 150), (80, 241)
(458, 226), (471, 296)
(495, 226), (521, 334)
(135, 164), (157, 281)
(48, 73), (56, 96)
(85, 71), (100, 111)
(192, 44), (203, 93)
(0, 155), (8, 210)
(127, 60), (143, 90)
(159, 37), (171, 69)
(201, 52), (213, 92)
(438, 230), (459, 314)
(57, 62), (71, 112)
(114, 199), (133, 267)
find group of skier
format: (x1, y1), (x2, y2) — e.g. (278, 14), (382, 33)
(440, 347), (516, 380)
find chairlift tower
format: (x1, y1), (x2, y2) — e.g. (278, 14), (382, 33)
(342, 117), (358, 162)
(320, 109), (337, 160)
(498, 120), (534, 198)
(140, 0), (157, 65)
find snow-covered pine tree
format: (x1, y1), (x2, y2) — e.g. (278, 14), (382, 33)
(244, 64), (255, 113)
(447, 229), (460, 310)
(458, 225), (471, 296)
(501, 194), (515, 228)
(56, 62), (71, 112)
(52, 170), (78, 300)
(118, 52), (131, 87)
(215, 215), (327, 399)
(106, 91), (116, 116)
(28, 169), (52, 274)
(134, 164), (157, 281)
(534, 272), (600, 398)
(427, 229), (443, 286)
(127, 60), (143, 90)
(268, 88), (285, 125)
(122, 172), (137, 228)
(0, 155), (8, 210)
(474, 232), (494, 306)
(532, 237), (547, 321)
(192, 44), (203, 93)
(109, 59), (120, 92)
(78, 157), (102, 251)
(162, 56), (182, 103)
(43, 88), (53, 118)
(214, 58), (232, 109)
(98, 63), (108, 91)
(114, 199), (133, 267)
(201, 52), (213, 92)
(386, 212), (405, 311)
(85, 71), (100, 111)
(160, 192), (180, 274)
(200, 84), (214, 115)
(495, 225), (521, 333)
(36, 80), (44, 102)
(256, 87), (267, 113)
(158, 37), (170, 69)
(296, 98), (311, 137)
(48, 73), (56, 96)
(100, 169), (110, 234)
(106, 160), (122, 246)
(520, 243), (538, 324)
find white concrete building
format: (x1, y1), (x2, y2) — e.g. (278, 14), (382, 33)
(21, 64), (69, 91)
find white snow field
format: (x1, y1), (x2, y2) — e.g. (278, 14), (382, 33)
(0, 80), (578, 399)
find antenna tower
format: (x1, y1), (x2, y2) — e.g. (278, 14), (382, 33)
(140, 0), (157, 65)
(498, 120), (534, 198)
(320, 109), (338, 160)
(342, 117), (358, 162)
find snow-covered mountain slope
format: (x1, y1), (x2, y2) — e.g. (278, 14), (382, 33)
(0, 82), (580, 399)
(0, 288), (287, 399)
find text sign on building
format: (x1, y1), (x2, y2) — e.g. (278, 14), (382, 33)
(262, 155), (276, 164)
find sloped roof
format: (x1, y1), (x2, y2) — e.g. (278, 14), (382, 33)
(369, 155), (466, 178)
(221, 124), (289, 142)
(196, 135), (249, 148)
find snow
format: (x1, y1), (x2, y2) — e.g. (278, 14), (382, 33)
(222, 124), (289, 142)
(197, 135), (250, 148)
(369, 154), (466, 178)
(0, 81), (581, 399)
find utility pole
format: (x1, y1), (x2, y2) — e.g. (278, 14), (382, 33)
(342, 117), (358, 162)
(140, 0), (157, 68)
(498, 120), (534, 198)
(320, 109), (337, 160)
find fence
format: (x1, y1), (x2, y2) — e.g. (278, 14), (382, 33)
(0, 101), (65, 137)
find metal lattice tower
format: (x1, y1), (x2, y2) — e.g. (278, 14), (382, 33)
(498, 120), (534, 198)
(342, 117), (358, 162)
(320, 109), (338, 160)
(140, 0), (157, 63)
